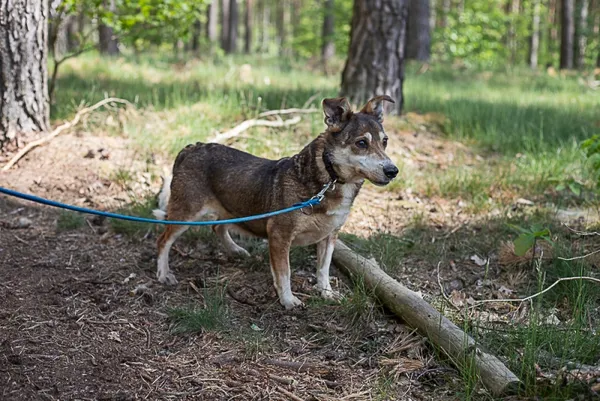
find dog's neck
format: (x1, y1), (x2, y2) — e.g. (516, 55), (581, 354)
(292, 134), (340, 188)
(321, 148), (341, 184)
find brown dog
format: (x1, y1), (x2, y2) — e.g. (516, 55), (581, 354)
(153, 96), (398, 309)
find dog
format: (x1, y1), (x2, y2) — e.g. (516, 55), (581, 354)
(153, 96), (398, 309)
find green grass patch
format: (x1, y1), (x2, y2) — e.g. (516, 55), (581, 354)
(56, 211), (85, 232)
(168, 286), (228, 334)
(110, 198), (156, 239)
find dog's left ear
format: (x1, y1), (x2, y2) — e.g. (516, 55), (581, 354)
(360, 95), (395, 122)
(323, 97), (352, 132)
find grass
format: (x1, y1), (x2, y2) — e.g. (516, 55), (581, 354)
(51, 53), (600, 399)
(110, 197), (156, 239)
(168, 285), (228, 334)
(56, 210), (85, 231)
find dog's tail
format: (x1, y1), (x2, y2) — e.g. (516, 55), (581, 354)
(152, 174), (172, 220)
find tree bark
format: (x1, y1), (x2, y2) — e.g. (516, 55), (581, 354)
(406, 0), (431, 61)
(244, 0), (253, 53)
(340, 0), (408, 115)
(276, 0), (287, 54)
(207, 0), (218, 45)
(560, 0), (575, 69)
(220, 0), (230, 51)
(530, 0), (541, 69)
(322, 0), (335, 72)
(507, 0), (520, 64)
(0, 0), (50, 150)
(575, 0), (589, 69)
(98, 0), (119, 56)
(332, 241), (522, 396)
(226, 0), (239, 53)
(191, 20), (201, 53)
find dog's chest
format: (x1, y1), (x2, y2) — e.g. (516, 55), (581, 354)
(293, 185), (356, 246)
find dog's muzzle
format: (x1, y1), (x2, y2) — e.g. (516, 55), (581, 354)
(383, 163), (399, 179)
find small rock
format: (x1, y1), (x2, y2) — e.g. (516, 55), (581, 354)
(16, 217), (32, 228)
(84, 150), (95, 159)
(516, 198), (534, 206)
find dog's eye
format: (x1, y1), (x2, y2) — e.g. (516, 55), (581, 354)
(382, 138), (388, 148)
(356, 140), (368, 149)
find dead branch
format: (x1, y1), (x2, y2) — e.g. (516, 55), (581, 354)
(332, 240), (521, 396)
(2, 98), (131, 172)
(472, 276), (600, 306)
(558, 249), (600, 261)
(261, 358), (329, 375)
(209, 116), (301, 144)
(257, 108), (319, 118)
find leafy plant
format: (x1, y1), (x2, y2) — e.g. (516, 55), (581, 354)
(510, 224), (552, 257)
(580, 134), (600, 191)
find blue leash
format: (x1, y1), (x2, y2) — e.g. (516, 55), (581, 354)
(0, 181), (334, 226)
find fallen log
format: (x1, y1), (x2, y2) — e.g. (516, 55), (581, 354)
(332, 240), (521, 396)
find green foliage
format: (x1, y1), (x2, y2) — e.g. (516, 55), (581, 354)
(168, 286), (228, 334)
(581, 134), (600, 191)
(56, 211), (85, 232)
(509, 224), (551, 256)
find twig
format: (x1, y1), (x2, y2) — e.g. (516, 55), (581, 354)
(558, 248), (600, 261)
(275, 385), (305, 401)
(472, 276), (600, 307)
(257, 108), (319, 118)
(563, 224), (600, 236)
(436, 262), (461, 311)
(209, 116), (301, 144)
(2, 98), (131, 171)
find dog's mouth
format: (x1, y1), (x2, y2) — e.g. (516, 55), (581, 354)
(371, 178), (392, 187)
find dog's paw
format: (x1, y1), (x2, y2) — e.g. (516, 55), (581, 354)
(280, 295), (304, 310)
(157, 272), (178, 286)
(319, 287), (342, 301)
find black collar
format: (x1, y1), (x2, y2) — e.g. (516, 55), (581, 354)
(322, 149), (343, 184)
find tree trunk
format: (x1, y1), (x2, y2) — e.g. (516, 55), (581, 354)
(220, 0), (230, 51)
(322, 0), (335, 72)
(429, 0), (437, 30)
(406, 0), (431, 61)
(560, 0), (575, 69)
(190, 20), (202, 55)
(259, 0), (270, 52)
(276, 0), (287, 54)
(244, 0), (253, 53)
(575, 0), (589, 69)
(340, 0), (409, 115)
(207, 0), (218, 44)
(0, 0), (50, 151)
(530, 0), (541, 68)
(227, 0), (239, 53)
(98, 0), (119, 56)
(507, 0), (520, 64)
(441, 0), (450, 27)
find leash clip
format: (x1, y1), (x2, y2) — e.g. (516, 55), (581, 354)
(303, 179), (337, 215)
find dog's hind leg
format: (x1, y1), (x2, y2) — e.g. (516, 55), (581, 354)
(213, 224), (251, 257)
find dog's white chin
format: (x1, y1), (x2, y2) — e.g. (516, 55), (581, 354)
(370, 179), (391, 187)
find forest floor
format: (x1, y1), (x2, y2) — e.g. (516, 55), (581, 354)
(1, 56), (600, 400)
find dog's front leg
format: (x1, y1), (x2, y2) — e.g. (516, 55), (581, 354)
(316, 233), (341, 300)
(268, 230), (303, 310)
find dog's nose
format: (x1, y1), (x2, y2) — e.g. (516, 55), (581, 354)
(383, 164), (399, 179)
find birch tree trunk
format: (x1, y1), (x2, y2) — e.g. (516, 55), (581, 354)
(530, 0), (541, 68)
(0, 0), (50, 151)
(340, 0), (409, 115)
(575, 0), (589, 69)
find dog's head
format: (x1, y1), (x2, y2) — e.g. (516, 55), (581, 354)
(322, 95), (398, 186)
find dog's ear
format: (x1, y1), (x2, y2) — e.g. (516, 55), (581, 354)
(360, 95), (395, 122)
(322, 97), (352, 132)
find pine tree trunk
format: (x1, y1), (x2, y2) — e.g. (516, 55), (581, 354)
(560, 0), (575, 68)
(220, 0), (230, 51)
(244, 0), (253, 53)
(98, 0), (119, 55)
(276, 0), (287, 54)
(530, 0), (541, 68)
(207, 1), (218, 44)
(322, 0), (335, 72)
(191, 20), (201, 53)
(340, 0), (408, 115)
(406, 0), (431, 61)
(227, 0), (239, 53)
(0, 0), (50, 151)
(575, 0), (589, 69)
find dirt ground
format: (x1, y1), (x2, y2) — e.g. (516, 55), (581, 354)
(0, 122), (547, 401)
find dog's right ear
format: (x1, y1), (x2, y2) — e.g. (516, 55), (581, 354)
(322, 97), (352, 132)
